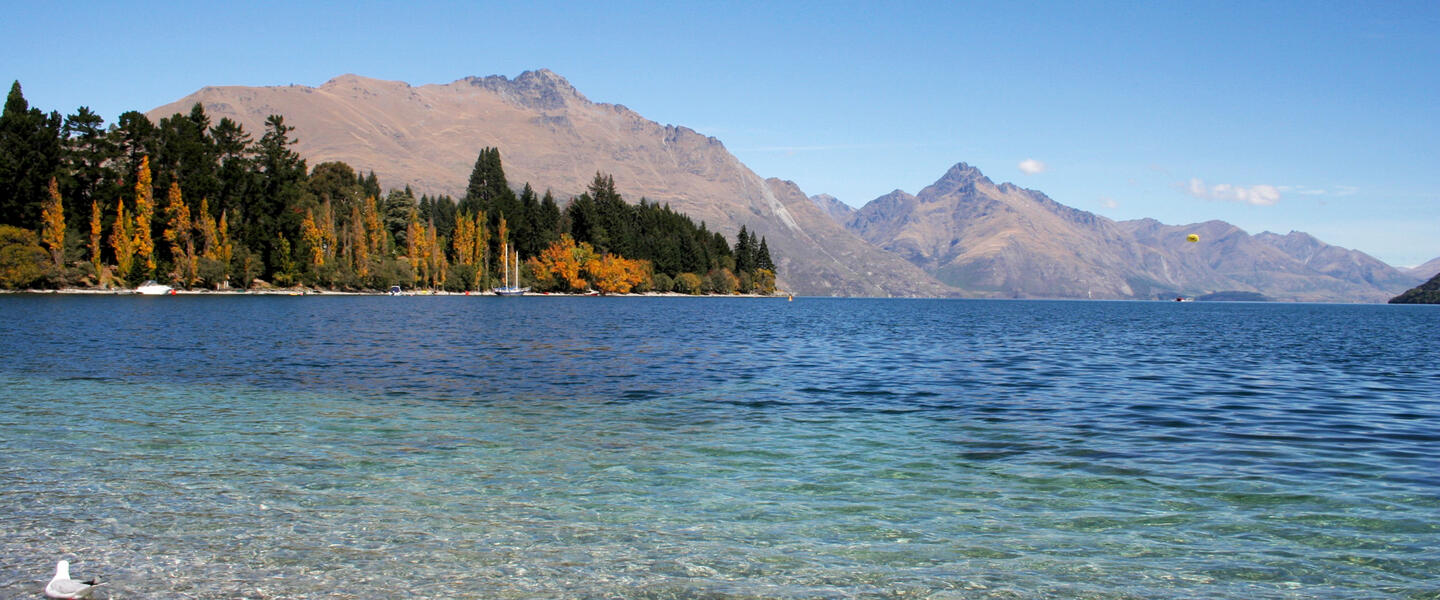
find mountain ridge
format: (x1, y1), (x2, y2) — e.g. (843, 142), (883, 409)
(150, 70), (1417, 301)
(151, 70), (955, 297)
(847, 163), (1419, 302)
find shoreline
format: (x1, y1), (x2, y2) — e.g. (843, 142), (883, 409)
(3, 287), (786, 298)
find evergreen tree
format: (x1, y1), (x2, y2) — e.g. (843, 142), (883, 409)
(153, 104), (218, 206)
(734, 225), (754, 274)
(61, 106), (116, 223)
(516, 183), (540, 258)
(111, 111), (156, 180)
(361, 170), (381, 201)
(383, 187), (416, 247)
(209, 117), (253, 235)
(538, 189), (561, 246)
(0, 81), (63, 228)
(757, 236), (775, 272)
(253, 115), (307, 276)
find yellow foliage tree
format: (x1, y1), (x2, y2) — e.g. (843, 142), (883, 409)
(163, 182), (197, 287)
(363, 196), (383, 258)
(217, 210), (232, 266)
(300, 209), (326, 268)
(110, 197), (135, 281)
(428, 224), (447, 288)
(674, 272), (703, 295)
(196, 198), (219, 260)
(40, 177), (65, 268)
(473, 212), (489, 289)
(350, 203), (368, 278)
(586, 254), (651, 295)
(452, 212), (476, 288)
(528, 234), (598, 292)
(753, 268), (777, 295)
(133, 156), (155, 274)
(88, 199), (102, 280)
(405, 209), (421, 287)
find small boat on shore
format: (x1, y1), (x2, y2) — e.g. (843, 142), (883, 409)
(135, 281), (174, 295)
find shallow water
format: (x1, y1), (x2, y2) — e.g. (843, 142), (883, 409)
(1, 296), (1437, 598)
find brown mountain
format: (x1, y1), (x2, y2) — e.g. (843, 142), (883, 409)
(847, 162), (1419, 302)
(150, 71), (952, 296)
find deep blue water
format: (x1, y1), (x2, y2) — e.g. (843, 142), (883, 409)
(1, 296), (1437, 599)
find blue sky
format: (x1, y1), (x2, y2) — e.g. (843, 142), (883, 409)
(4, 1), (1437, 266)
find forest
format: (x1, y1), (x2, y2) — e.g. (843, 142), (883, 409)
(0, 81), (776, 295)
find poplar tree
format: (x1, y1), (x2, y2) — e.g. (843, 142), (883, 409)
(163, 182), (196, 286)
(88, 199), (102, 279)
(40, 177), (64, 268)
(197, 198), (219, 260)
(132, 156), (155, 275)
(110, 197), (134, 282)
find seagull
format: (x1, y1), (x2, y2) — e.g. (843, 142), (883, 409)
(45, 560), (103, 599)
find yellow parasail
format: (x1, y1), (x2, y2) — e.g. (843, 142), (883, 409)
(1186, 233), (1200, 243)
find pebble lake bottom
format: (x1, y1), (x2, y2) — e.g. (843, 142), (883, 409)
(0, 295), (1436, 599)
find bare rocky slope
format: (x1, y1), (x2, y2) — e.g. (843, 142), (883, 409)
(150, 71), (952, 296)
(845, 163), (1420, 302)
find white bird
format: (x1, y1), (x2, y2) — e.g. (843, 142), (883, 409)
(45, 560), (103, 599)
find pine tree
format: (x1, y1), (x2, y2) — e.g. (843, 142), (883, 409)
(0, 81), (63, 229)
(757, 236), (775, 272)
(61, 106), (115, 221)
(734, 226), (754, 274)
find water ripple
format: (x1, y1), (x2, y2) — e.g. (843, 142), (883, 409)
(0, 297), (1436, 598)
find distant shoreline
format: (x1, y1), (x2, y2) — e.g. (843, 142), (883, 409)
(2, 288), (785, 298)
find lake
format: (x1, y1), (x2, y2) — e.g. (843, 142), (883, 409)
(1, 296), (1436, 599)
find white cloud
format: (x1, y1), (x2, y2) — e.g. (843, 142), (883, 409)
(1183, 178), (1281, 206)
(1100, 197), (1119, 209)
(1018, 158), (1047, 175)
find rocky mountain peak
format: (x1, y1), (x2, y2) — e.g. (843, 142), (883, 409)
(920, 162), (994, 199)
(808, 193), (856, 224)
(463, 68), (586, 111)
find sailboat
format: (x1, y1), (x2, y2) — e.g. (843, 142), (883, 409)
(493, 239), (529, 296)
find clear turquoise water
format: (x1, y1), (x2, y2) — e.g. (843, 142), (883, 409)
(1, 296), (1437, 599)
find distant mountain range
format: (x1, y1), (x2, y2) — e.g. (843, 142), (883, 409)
(1403, 257), (1440, 280)
(152, 70), (1424, 301)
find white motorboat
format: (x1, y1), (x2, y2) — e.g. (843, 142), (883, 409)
(135, 281), (174, 295)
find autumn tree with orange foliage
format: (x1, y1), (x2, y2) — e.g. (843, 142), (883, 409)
(40, 177), (64, 269)
(451, 211), (487, 290)
(132, 156), (155, 275)
(300, 208), (326, 268)
(163, 182), (198, 287)
(528, 234), (594, 292)
(109, 195), (135, 282)
(88, 199), (102, 280)
(586, 254), (651, 295)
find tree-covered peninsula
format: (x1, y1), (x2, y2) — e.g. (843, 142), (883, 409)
(1388, 272), (1440, 304)
(0, 82), (775, 294)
